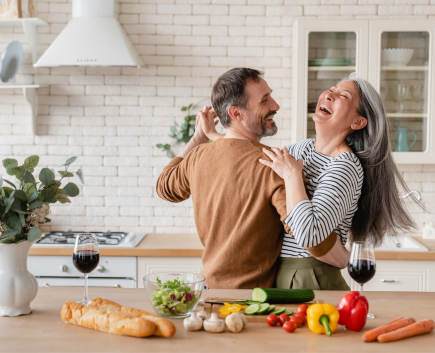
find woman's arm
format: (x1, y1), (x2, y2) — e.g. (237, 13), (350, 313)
(196, 106), (224, 142)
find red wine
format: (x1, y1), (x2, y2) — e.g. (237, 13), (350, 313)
(348, 259), (376, 284)
(73, 250), (99, 273)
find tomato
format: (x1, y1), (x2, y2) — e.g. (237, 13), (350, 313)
(283, 321), (297, 333)
(267, 314), (279, 327)
(295, 312), (307, 325)
(298, 304), (308, 315)
(290, 315), (303, 327)
(278, 313), (291, 326)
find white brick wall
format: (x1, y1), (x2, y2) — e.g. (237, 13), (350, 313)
(0, 0), (434, 234)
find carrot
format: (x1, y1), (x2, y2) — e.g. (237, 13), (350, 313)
(362, 317), (416, 342)
(377, 319), (435, 343)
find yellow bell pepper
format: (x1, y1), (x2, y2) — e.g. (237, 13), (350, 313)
(219, 303), (248, 316)
(307, 303), (340, 336)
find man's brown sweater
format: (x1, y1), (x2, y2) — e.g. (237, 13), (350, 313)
(156, 138), (292, 289)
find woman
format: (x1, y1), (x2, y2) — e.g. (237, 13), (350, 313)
(201, 72), (420, 290)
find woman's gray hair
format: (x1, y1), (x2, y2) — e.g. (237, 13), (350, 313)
(339, 72), (422, 246)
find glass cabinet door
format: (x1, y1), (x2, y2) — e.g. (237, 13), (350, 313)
(369, 21), (435, 163)
(292, 20), (369, 143)
(307, 32), (357, 139)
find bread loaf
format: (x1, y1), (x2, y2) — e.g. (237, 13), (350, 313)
(90, 297), (176, 338)
(61, 301), (156, 338)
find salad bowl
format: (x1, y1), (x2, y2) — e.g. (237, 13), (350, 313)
(144, 273), (205, 318)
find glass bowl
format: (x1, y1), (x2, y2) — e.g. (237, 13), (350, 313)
(382, 48), (414, 66)
(143, 273), (205, 318)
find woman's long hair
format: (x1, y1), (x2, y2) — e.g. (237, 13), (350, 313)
(339, 73), (423, 246)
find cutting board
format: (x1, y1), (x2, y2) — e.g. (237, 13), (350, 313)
(200, 297), (323, 323)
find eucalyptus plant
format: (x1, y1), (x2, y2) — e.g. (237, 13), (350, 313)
(0, 156), (84, 244)
(157, 103), (197, 158)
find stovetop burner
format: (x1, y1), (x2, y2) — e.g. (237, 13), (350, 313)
(34, 230), (146, 248)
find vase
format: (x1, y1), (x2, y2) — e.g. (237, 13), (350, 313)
(0, 240), (38, 316)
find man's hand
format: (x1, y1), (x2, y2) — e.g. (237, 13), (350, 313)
(196, 106), (222, 142)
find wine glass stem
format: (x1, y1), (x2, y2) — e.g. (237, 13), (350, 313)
(360, 283), (364, 297)
(84, 273), (89, 303)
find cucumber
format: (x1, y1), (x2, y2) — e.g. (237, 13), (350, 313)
(244, 304), (260, 315)
(233, 299), (249, 303)
(284, 309), (293, 316)
(272, 307), (286, 315)
(251, 288), (315, 304)
(256, 303), (270, 314)
(264, 305), (275, 314)
(246, 300), (262, 305)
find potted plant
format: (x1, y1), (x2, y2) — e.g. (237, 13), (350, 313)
(0, 155), (84, 316)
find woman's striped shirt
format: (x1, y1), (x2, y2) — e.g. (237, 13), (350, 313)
(281, 139), (364, 258)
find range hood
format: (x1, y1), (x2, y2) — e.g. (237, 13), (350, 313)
(34, 0), (143, 67)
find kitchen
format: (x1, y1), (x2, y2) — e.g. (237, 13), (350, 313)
(1, 0), (435, 351)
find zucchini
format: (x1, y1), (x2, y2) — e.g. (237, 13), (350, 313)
(272, 307), (286, 315)
(244, 304), (260, 315)
(257, 303), (270, 314)
(251, 288), (315, 304)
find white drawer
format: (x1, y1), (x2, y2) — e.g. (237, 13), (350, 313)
(35, 277), (136, 288)
(28, 256), (136, 278)
(354, 268), (428, 292)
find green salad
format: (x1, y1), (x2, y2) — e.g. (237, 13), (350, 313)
(150, 278), (201, 315)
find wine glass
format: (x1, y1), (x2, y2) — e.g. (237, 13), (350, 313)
(390, 84), (409, 113)
(410, 85), (424, 112)
(348, 241), (376, 319)
(73, 233), (100, 306)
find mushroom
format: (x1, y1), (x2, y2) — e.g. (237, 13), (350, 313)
(183, 312), (203, 331)
(196, 310), (211, 320)
(203, 312), (225, 333)
(232, 312), (248, 328)
(225, 313), (244, 333)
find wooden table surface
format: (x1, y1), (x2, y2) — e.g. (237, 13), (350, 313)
(29, 233), (435, 260)
(1, 288), (434, 353)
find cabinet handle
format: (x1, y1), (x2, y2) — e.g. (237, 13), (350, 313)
(60, 264), (68, 272)
(96, 265), (105, 273)
(380, 279), (398, 283)
(114, 284), (121, 288)
(43, 283), (50, 287)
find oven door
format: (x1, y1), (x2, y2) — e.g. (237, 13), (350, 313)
(35, 277), (136, 288)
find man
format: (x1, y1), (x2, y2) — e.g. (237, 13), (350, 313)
(156, 68), (338, 289)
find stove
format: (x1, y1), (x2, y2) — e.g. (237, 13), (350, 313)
(34, 230), (146, 248)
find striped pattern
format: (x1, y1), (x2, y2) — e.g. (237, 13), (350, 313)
(281, 139), (364, 258)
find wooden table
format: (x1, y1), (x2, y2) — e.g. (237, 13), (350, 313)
(1, 288), (434, 352)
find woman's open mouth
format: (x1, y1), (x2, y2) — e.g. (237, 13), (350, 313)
(319, 103), (333, 115)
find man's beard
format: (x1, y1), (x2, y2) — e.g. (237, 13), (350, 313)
(246, 110), (278, 138)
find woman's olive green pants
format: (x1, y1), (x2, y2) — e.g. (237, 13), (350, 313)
(275, 257), (350, 291)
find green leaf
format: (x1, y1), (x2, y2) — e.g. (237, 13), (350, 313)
(24, 155), (39, 172)
(187, 103), (193, 109)
(170, 126), (177, 134)
(2, 187), (13, 197)
(4, 193), (15, 214)
(39, 168), (55, 186)
(58, 171), (74, 178)
(28, 201), (43, 210)
(1, 229), (18, 239)
(27, 226), (42, 242)
(13, 190), (27, 202)
(60, 156), (77, 167)
(166, 151), (173, 159)
(156, 144), (164, 148)
(3, 179), (16, 189)
(188, 126), (195, 136)
(0, 177), (2, 188)
(176, 132), (184, 140)
(181, 106), (187, 111)
(19, 213), (25, 227)
(76, 169), (85, 184)
(54, 193), (71, 204)
(63, 183), (79, 197)
(8, 215), (21, 231)
(28, 192), (39, 203)
(2, 158), (18, 171)
(23, 171), (36, 185)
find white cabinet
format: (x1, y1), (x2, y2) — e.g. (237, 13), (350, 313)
(341, 260), (435, 292)
(293, 19), (435, 164)
(137, 257), (203, 289)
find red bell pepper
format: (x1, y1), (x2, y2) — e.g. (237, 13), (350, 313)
(336, 291), (368, 332)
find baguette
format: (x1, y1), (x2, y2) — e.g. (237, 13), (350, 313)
(90, 297), (176, 338)
(61, 301), (156, 338)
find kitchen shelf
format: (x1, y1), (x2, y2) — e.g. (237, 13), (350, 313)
(381, 66), (429, 71)
(307, 112), (427, 118)
(0, 18), (48, 63)
(308, 66), (356, 71)
(0, 84), (46, 135)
